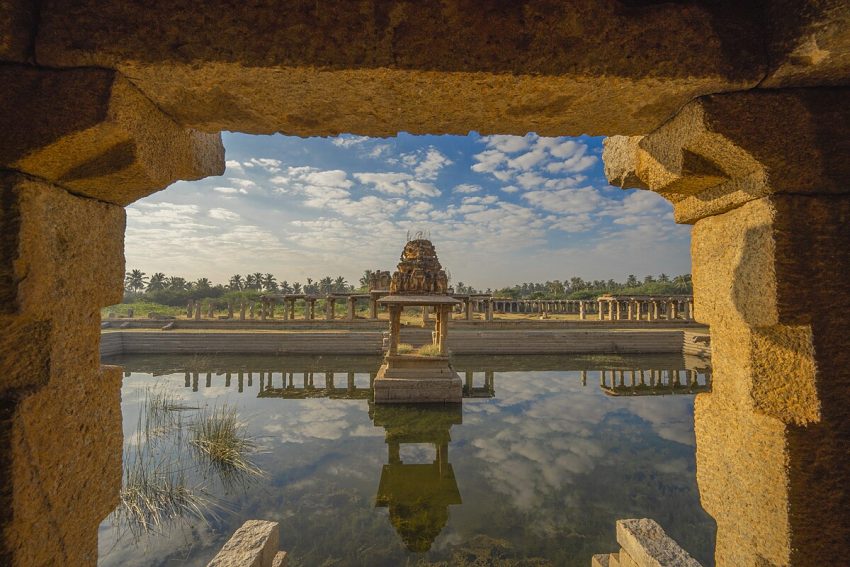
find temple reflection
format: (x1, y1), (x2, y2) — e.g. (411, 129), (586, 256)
(369, 403), (463, 552)
(597, 366), (712, 396)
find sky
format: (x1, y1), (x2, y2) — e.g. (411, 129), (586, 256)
(125, 132), (691, 290)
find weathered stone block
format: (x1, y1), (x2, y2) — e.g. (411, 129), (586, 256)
(34, 1), (766, 135)
(762, 0), (850, 88)
(615, 519), (701, 567)
(591, 553), (611, 567)
(605, 90), (850, 223)
(208, 520), (280, 567)
(0, 66), (224, 205)
(0, 0), (35, 62)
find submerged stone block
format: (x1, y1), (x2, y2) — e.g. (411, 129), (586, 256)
(208, 520), (280, 567)
(616, 519), (701, 567)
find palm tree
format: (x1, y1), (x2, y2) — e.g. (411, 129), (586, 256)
(305, 278), (315, 294)
(333, 276), (347, 293)
(292, 282), (303, 294)
(146, 272), (166, 292)
(319, 276), (333, 294)
(673, 274), (692, 292)
(262, 273), (278, 291)
(195, 277), (211, 290)
(228, 274), (244, 291)
(658, 273), (670, 283)
(251, 273), (264, 291)
(625, 274), (639, 288)
(279, 280), (293, 294)
(244, 274), (257, 290)
(124, 269), (147, 292)
(359, 270), (374, 290)
(167, 276), (187, 291)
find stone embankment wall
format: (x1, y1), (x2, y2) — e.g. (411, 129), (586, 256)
(99, 328), (710, 357)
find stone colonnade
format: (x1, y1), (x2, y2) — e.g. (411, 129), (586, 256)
(595, 297), (694, 322)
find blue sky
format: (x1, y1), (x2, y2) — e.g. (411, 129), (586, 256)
(125, 133), (691, 289)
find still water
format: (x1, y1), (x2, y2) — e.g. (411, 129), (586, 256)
(99, 353), (715, 566)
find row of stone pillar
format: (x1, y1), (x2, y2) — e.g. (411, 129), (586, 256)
(185, 296), (379, 321)
(595, 298), (694, 321)
(183, 369), (378, 393)
(484, 299), (598, 316)
(597, 368), (710, 389)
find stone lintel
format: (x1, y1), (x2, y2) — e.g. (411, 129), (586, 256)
(0, 65), (224, 206)
(208, 520), (280, 567)
(32, 1), (770, 135)
(615, 519), (701, 567)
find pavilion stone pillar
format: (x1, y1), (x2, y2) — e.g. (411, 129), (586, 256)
(438, 305), (450, 355)
(325, 297), (335, 321)
(651, 301), (659, 321)
(260, 299), (266, 321)
(681, 299), (691, 320)
(614, 301), (621, 321)
(249, 303), (255, 319)
(307, 299), (315, 320)
(227, 302), (233, 319)
(670, 300), (679, 320)
(387, 305), (401, 355)
(187, 299), (194, 318)
(269, 299), (275, 319)
(289, 299), (296, 320)
(347, 297), (356, 321)
(422, 305), (431, 325)
(207, 302), (214, 318)
(604, 89), (850, 565)
(597, 300), (604, 320)
(465, 298), (473, 320)
(626, 301), (633, 320)
(239, 301), (246, 320)
(369, 295), (379, 319)
(0, 175), (126, 566)
(579, 301), (587, 320)
(194, 302), (201, 320)
(281, 300), (288, 320)
(486, 299), (494, 321)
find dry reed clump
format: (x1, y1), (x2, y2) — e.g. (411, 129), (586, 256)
(396, 343), (415, 354)
(190, 405), (265, 487)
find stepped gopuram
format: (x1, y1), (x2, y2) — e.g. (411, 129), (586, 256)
(374, 240), (462, 403)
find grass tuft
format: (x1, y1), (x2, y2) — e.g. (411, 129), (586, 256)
(416, 343), (443, 356)
(396, 343), (415, 354)
(190, 404), (265, 488)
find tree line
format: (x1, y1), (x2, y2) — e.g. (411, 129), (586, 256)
(125, 269), (692, 307)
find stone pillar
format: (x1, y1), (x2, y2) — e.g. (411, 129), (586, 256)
(486, 299), (494, 321)
(388, 305), (401, 355)
(269, 298), (275, 319)
(598, 300), (604, 320)
(670, 300), (679, 320)
(194, 302), (202, 320)
(187, 299), (194, 318)
(307, 299), (315, 320)
(325, 297), (335, 321)
(239, 301), (246, 320)
(260, 298), (267, 321)
(579, 301), (587, 320)
(422, 305), (431, 325)
(369, 296), (378, 319)
(651, 301), (659, 321)
(347, 297), (356, 320)
(207, 302), (214, 318)
(438, 305), (449, 355)
(603, 89), (850, 565)
(227, 301), (234, 319)
(681, 298), (691, 320)
(289, 299), (296, 320)
(626, 301), (633, 320)
(465, 298), (473, 320)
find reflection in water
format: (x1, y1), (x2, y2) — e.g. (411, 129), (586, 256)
(101, 353), (715, 566)
(370, 404), (463, 552)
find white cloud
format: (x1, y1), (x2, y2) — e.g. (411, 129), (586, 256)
(453, 184), (482, 194)
(480, 135), (531, 153)
(331, 135), (370, 148)
(213, 186), (247, 195)
(208, 208), (241, 221)
(523, 187), (603, 214)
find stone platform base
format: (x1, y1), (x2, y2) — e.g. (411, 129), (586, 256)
(373, 355), (462, 403)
